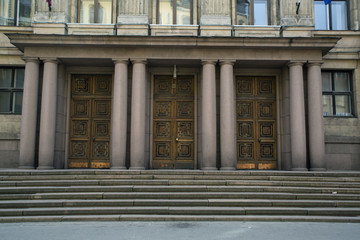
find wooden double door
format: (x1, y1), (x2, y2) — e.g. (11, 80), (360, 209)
(68, 74), (112, 168)
(153, 75), (195, 169)
(236, 76), (277, 170)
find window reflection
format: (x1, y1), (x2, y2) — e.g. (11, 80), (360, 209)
(0, 0), (30, 26)
(237, 0), (249, 25)
(177, 0), (191, 25)
(158, 0), (192, 25)
(79, 0), (112, 24)
(159, 0), (173, 24)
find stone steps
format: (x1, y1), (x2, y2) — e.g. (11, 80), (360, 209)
(0, 199), (359, 208)
(0, 170), (359, 222)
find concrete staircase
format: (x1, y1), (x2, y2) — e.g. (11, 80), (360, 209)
(0, 170), (360, 222)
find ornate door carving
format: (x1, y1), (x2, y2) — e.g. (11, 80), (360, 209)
(69, 74), (112, 168)
(153, 76), (194, 169)
(236, 76), (277, 170)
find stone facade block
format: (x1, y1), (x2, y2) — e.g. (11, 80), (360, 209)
(234, 26), (280, 37)
(68, 24), (115, 35)
(32, 23), (67, 35)
(200, 25), (232, 37)
(117, 24), (149, 36)
(150, 25), (198, 36)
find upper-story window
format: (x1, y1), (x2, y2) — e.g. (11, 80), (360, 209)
(236, 0), (268, 25)
(322, 71), (353, 117)
(157, 0), (192, 25)
(78, 0), (112, 24)
(314, 0), (348, 30)
(0, 0), (31, 26)
(0, 68), (24, 114)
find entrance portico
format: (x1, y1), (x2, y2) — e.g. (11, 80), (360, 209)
(8, 34), (338, 170)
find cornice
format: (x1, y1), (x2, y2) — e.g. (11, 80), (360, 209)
(5, 34), (340, 55)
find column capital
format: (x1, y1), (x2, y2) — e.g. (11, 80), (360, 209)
(288, 61), (306, 67)
(113, 58), (129, 65)
(307, 61), (324, 67)
(219, 60), (236, 66)
(202, 60), (217, 65)
(41, 58), (60, 64)
(22, 57), (40, 64)
(131, 58), (147, 64)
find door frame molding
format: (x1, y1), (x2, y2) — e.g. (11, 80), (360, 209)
(234, 68), (282, 170)
(64, 67), (114, 169)
(149, 67), (199, 169)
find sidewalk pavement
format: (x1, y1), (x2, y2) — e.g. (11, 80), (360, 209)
(1, 221), (360, 240)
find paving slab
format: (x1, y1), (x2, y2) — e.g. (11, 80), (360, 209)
(1, 221), (360, 240)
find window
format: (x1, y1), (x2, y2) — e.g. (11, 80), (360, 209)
(314, 0), (348, 30)
(0, 68), (24, 114)
(236, 0), (268, 26)
(157, 0), (192, 25)
(78, 0), (112, 24)
(0, 0), (31, 26)
(322, 71), (353, 117)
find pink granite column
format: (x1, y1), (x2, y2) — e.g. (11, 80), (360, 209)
(220, 60), (236, 170)
(308, 61), (326, 171)
(288, 62), (308, 171)
(201, 60), (217, 170)
(19, 58), (40, 169)
(111, 59), (129, 169)
(38, 58), (59, 170)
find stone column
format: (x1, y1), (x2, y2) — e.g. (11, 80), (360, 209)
(111, 59), (129, 169)
(201, 60), (217, 170)
(219, 60), (236, 170)
(19, 58), (40, 169)
(288, 62), (308, 171)
(38, 58), (59, 170)
(130, 59), (147, 170)
(307, 61), (326, 171)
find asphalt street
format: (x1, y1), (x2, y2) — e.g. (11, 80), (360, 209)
(1, 221), (360, 240)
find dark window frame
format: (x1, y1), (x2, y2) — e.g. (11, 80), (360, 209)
(322, 71), (354, 118)
(0, 67), (24, 114)
(236, 0), (269, 26)
(156, 0), (193, 25)
(314, 0), (349, 30)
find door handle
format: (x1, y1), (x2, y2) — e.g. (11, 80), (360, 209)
(176, 138), (179, 141)
(258, 138), (261, 143)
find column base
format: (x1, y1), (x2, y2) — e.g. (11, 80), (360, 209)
(220, 167), (236, 171)
(18, 166), (35, 169)
(111, 166), (127, 170)
(37, 166), (54, 170)
(129, 167), (145, 170)
(310, 168), (326, 171)
(291, 168), (308, 171)
(201, 167), (218, 171)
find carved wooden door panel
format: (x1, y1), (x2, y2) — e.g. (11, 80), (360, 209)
(69, 74), (112, 168)
(236, 76), (277, 170)
(153, 76), (194, 169)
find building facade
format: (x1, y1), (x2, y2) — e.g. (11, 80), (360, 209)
(0, 0), (359, 170)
